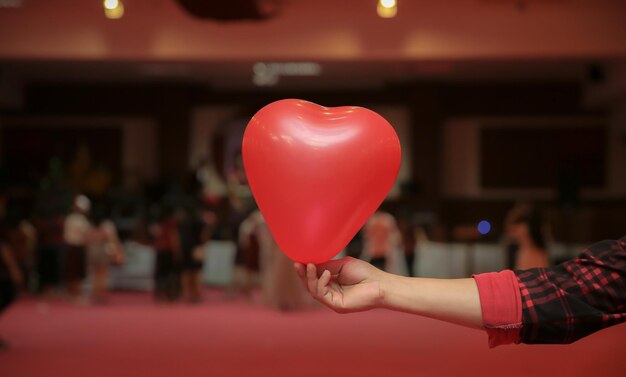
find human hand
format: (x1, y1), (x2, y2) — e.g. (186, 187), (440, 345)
(294, 257), (390, 313)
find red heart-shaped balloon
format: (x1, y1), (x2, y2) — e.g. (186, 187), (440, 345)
(243, 99), (401, 264)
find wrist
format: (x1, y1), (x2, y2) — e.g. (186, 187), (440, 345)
(378, 272), (405, 309)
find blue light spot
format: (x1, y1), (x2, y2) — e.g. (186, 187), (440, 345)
(478, 220), (491, 235)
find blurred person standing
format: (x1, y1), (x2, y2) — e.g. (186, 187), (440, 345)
(226, 154), (253, 213)
(4, 208), (36, 292)
(397, 216), (417, 277)
(152, 208), (181, 302)
(232, 210), (262, 298)
(178, 207), (213, 303)
(86, 204), (123, 304)
(362, 211), (400, 272)
(227, 153), (255, 255)
(196, 159), (228, 208)
(63, 195), (92, 301)
(505, 204), (550, 270)
(0, 244), (22, 350)
(34, 210), (65, 295)
(259, 214), (313, 311)
(0, 200), (23, 349)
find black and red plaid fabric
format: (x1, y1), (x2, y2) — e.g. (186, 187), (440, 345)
(515, 236), (626, 344)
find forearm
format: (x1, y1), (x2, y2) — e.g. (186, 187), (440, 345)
(381, 274), (484, 329)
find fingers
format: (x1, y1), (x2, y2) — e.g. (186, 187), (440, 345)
(308, 265), (332, 304)
(306, 264), (319, 295)
(294, 262), (333, 303)
(294, 262), (341, 310)
(317, 269), (331, 299)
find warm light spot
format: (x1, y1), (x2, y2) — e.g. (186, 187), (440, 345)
(103, 0), (118, 10)
(104, 0), (124, 19)
(380, 0), (396, 8)
(377, 0), (397, 18)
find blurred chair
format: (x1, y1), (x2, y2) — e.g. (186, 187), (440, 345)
(201, 240), (237, 286)
(548, 242), (587, 265)
(109, 241), (155, 291)
(416, 241), (466, 278)
(386, 246), (409, 276)
(473, 243), (506, 274)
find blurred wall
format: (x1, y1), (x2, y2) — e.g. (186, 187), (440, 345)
(0, 116), (157, 179)
(441, 116), (625, 200)
(1, 1), (625, 61)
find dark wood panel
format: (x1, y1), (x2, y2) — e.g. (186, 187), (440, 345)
(481, 126), (607, 189)
(1, 125), (122, 193)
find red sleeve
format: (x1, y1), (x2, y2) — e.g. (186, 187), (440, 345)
(472, 270), (522, 348)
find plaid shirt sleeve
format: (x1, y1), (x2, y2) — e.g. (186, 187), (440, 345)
(515, 236), (626, 344)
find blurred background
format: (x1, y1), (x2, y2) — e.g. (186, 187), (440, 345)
(0, 1), (625, 376)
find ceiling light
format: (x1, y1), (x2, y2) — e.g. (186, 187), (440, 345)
(104, 0), (124, 19)
(377, 0), (397, 18)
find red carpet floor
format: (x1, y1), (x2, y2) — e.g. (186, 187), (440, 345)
(1, 291), (625, 377)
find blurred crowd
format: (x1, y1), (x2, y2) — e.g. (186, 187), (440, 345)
(0, 154), (324, 315)
(0, 154), (552, 332)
